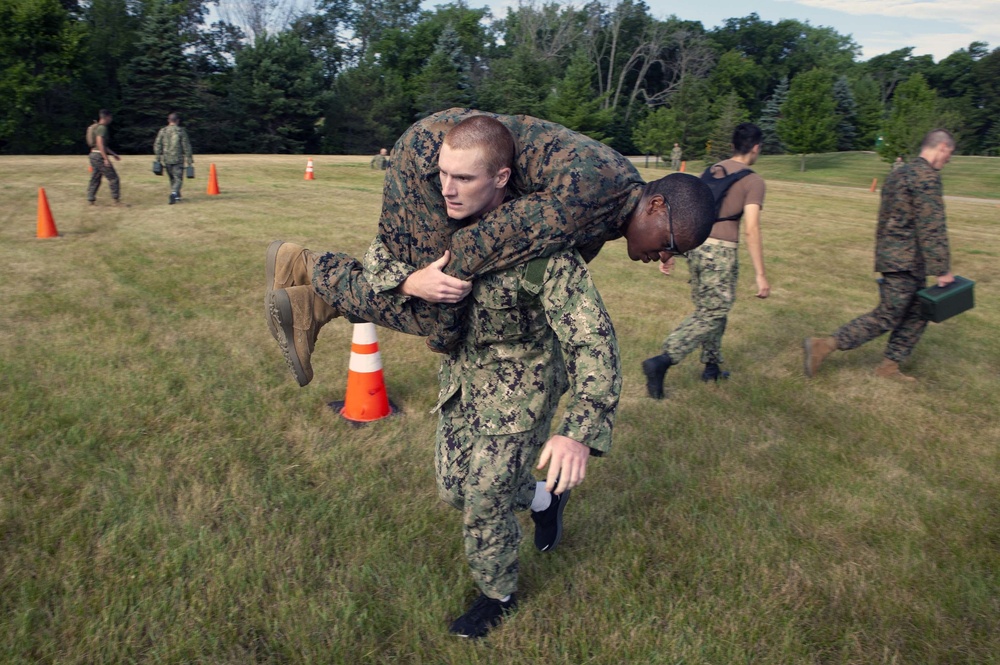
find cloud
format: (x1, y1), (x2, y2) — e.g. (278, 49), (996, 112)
(781, 0), (998, 58)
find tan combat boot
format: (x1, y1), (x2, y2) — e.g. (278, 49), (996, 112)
(874, 358), (917, 383)
(267, 285), (339, 386)
(803, 337), (837, 377)
(265, 240), (321, 341)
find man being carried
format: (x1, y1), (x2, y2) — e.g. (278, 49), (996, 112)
(641, 122), (771, 399)
(265, 108), (717, 387)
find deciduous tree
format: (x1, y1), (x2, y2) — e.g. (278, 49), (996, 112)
(778, 68), (837, 170)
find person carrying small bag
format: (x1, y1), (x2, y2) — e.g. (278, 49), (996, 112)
(153, 112), (194, 205)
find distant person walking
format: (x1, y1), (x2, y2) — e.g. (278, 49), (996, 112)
(670, 142), (682, 171)
(154, 113), (194, 204)
(370, 147), (389, 170)
(86, 109), (121, 205)
(804, 129), (956, 382)
(891, 156), (904, 171)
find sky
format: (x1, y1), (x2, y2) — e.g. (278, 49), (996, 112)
(441, 0), (1000, 62)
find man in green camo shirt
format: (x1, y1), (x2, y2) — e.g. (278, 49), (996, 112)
(804, 129), (956, 382)
(153, 112), (194, 205)
(86, 109), (121, 205)
(265, 108), (716, 387)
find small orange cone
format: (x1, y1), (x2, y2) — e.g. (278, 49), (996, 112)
(207, 163), (220, 195)
(36, 187), (59, 238)
(329, 322), (396, 423)
(304, 158), (315, 180)
(680, 161), (686, 173)
(870, 177), (878, 192)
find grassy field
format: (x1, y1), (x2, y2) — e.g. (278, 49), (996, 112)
(1, 154), (998, 664)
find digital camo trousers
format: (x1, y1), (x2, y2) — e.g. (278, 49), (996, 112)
(435, 395), (553, 599)
(662, 243), (739, 366)
(833, 271), (928, 363)
(166, 164), (185, 195)
(87, 152), (120, 201)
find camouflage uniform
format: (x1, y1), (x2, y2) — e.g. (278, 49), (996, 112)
(313, 108), (644, 349)
(832, 156), (950, 361)
(661, 162), (764, 367)
(670, 145), (682, 170)
(369, 153), (388, 170)
(433, 249), (620, 599)
(87, 124), (120, 202)
(662, 241), (739, 365)
(154, 124), (194, 198)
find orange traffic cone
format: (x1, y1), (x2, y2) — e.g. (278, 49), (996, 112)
(680, 160), (686, 173)
(870, 177), (878, 192)
(304, 158), (315, 180)
(207, 163), (220, 195)
(329, 322), (397, 423)
(36, 187), (59, 238)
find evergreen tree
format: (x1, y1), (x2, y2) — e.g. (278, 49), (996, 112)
(706, 91), (749, 162)
(228, 31), (327, 153)
(778, 68), (837, 170)
(833, 75), (858, 151)
(81, 0), (143, 127)
(757, 76), (788, 155)
(543, 50), (613, 143)
(972, 47), (1000, 155)
(0, 0), (86, 153)
(412, 23), (473, 118)
(668, 76), (714, 162)
(877, 73), (937, 162)
(118, 1), (199, 152)
(477, 45), (553, 117)
(323, 57), (409, 154)
(850, 75), (883, 150)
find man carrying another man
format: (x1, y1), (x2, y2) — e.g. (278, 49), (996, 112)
(265, 107), (717, 387)
(263, 111), (716, 638)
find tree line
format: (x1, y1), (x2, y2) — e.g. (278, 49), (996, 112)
(3, 0), (998, 163)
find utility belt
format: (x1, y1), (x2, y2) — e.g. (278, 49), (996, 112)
(702, 237), (739, 249)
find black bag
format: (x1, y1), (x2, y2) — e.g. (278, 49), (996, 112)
(186, 165), (195, 179)
(152, 160), (163, 176)
(699, 165), (755, 221)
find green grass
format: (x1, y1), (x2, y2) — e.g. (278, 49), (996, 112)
(2, 154), (998, 664)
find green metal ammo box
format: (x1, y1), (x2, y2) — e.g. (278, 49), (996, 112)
(917, 275), (975, 323)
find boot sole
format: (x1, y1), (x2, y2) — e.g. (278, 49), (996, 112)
(264, 240), (285, 342)
(267, 288), (310, 387)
